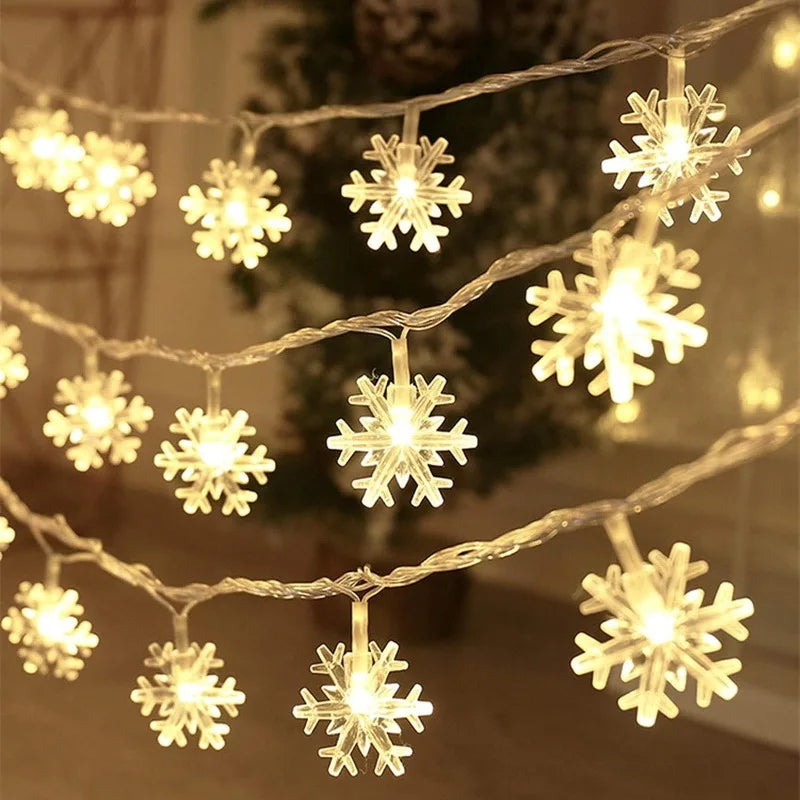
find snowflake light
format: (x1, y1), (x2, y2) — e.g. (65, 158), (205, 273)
(602, 53), (748, 225)
(293, 600), (432, 777)
(131, 640), (245, 750)
(0, 516), (15, 558)
(342, 110), (471, 252)
(43, 368), (153, 471)
(1, 580), (99, 680)
(0, 102), (84, 191)
(527, 204), (707, 404)
(571, 514), (754, 727)
(155, 406), (276, 515)
(0, 322), (30, 398)
(328, 337), (477, 507)
(65, 131), (156, 226)
(179, 157), (291, 269)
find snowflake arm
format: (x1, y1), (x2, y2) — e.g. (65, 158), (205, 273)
(154, 408), (276, 515)
(131, 641), (245, 750)
(43, 369), (153, 471)
(328, 373), (476, 508)
(342, 134), (471, 252)
(0, 104), (84, 191)
(0, 516), (15, 558)
(1, 581), (99, 680)
(0, 322), (30, 398)
(527, 225), (707, 403)
(571, 542), (754, 727)
(65, 132), (156, 226)
(179, 158), (291, 269)
(294, 639), (432, 776)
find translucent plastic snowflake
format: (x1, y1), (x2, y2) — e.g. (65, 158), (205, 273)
(43, 370), (153, 471)
(65, 131), (156, 226)
(0, 104), (84, 191)
(155, 408), (276, 515)
(0, 516), (15, 558)
(527, 228), (707, 404)
(294, 640), (433, 776)
(328, 373), (477, 508)
(179, 158), (292, 269)
(1, 581), (99, 680)
(131, 641), (245, 750)
(602, 85), (748, 225)
(0, 322), (30, 398)
(571, 542), (754, 727)
(342, 134), (472, 252)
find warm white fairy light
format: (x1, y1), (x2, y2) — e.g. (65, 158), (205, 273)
(527, 204), (707, 403)
(43, 368), (153, 471)
(0, 516), (15, 558)
(572, 517), (754, 727)
(179, 157), (291, 269)
(1, 580), (99, 680)
(131, 640), (245, 750)
(294, 600), (432, 777)
(0, 322), (29, 398)
(65, 131), (156, 226)
(0, 102), (84, 192)
(602, 54), (748, 226)
(342, 110), (471, 252)
(771, 15), (800, 70)
(328, 337), (477, 507)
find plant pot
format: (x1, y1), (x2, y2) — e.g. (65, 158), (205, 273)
(311, 531), (470, 644)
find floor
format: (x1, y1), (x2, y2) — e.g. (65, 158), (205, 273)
(1, 480), (797, 800)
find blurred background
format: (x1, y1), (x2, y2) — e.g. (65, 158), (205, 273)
(0, 0), (797, 798)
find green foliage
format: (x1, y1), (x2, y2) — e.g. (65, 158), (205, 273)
(217, 0), (612, 528)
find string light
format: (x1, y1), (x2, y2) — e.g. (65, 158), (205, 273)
(131, 617), (245, 750)
(0, 100), (84, 191)
(179, 153), (291, 269)
(771, 14), (800, 70)
(342, 108), (471, 252)
(328, 336), (477, 507)
(293, 600), (432, 776)
(527, 202), (707, 403)
(65, 131), (156, 226)
(43, 361), (153, 471)
(1, 574), (99, 680)
(0, 322), (29, 398)
(154, 371), (275, 515)
(571, 514), (753, 727)
(0, 516), (15, 558)
(602, 51), (748, 226)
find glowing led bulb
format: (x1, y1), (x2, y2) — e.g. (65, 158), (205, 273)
(772, 17), (800, 70)
(81, 396), (115, 434)
(196, 433), (238, 473)
(387, 405), (416, 446)
(346, 672), (378, 716)
(641, 610), (676, 645)
(96, 161), (122, 187)
(760, 188), (782, 210)
(30, 135), (58, 160)
(663, 128), (691, 165)
(132, 641), (245, 750)
(1, 581), (99, 680)
(394, 175), (418, 200)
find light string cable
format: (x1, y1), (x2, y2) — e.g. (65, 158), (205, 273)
(0, 0), (791, 129)
(2, 97), (798, 370)
(0, 401), (797, 609)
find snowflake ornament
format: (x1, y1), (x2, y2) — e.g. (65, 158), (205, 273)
(0, 322), (30, 398)
(342, 133), (472, 252)
(328, 373), (477, 508)
(602, 69), (748, 225)
(43, 369), (154, 471)
(527, 216), (707, 404)
(1, 581), (99, 680)
(0, 516), (15, 558)
(572, 541), (754, 727)
(179, 158), (292, 269)
(294, 602), (432, 777)
(0, 103), (84, 191)
(155, 407), (276, 515)
(65, 131), (156, 226)
(131, 641), (245, 750)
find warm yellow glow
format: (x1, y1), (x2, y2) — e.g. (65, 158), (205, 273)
(387, 405), (416, 446)
(663, 128), (691, 165)
(36, 608), (74, 644)
(759, 187), (782, 211)
(394, 175), (418, 199)
(346, 672), (377, 716)
(30, 135), (58, 160)
(614, 399), (641, 424)
(223, 198), (249, 228)
(176, 680), (206, 704)
(773, 27), (800, 70)
(641, 610), (676, 646)
(197, 437), (238, 473)
(596, 277), (647, 325)
(96, 161), (122, 187)
(81, 396), (115, 433)
(738, 350), (783, 417)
